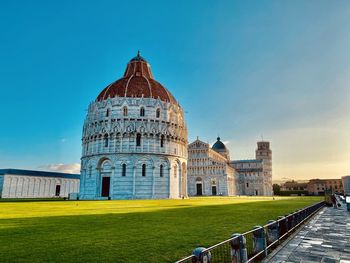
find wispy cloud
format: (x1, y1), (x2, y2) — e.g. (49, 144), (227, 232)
(60, 138), (66, 143)
(38, 163), (81, 174)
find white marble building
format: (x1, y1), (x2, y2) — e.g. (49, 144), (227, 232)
(79, 53), (188, 200)
(0, 169), (79, 198)
(187, 139), (236, 196)
(188, 138), (273, 196)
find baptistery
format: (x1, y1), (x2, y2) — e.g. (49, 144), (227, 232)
(79, 52), (188, 199)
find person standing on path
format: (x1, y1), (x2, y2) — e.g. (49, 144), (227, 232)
(331, 194), (337, 209)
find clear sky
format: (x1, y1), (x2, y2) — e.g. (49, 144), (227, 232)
(1, 1), (349, 180)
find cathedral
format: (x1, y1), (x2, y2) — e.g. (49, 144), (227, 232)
(79, 53), (272, 200)
(187, 137), (273, 196)
(79, 53), (188, 200)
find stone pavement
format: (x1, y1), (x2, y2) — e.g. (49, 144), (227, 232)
(267, 203), (350, 263)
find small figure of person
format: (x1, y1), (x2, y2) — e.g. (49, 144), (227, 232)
(331, 194), (337, 209)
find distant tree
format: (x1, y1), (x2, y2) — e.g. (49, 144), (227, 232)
(273, 184), (281, 195)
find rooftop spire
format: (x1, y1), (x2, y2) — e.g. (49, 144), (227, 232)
(130, 50), (147, 63)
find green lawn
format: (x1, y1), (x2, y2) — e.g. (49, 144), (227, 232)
(0, 196), (321, 262)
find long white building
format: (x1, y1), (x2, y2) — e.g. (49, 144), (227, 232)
(79, 52), (188, 200)
(0, 169), (80, 198)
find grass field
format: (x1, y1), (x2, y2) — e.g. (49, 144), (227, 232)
(0, 196), (321, 262)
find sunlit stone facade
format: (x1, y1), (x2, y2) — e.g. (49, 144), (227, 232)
(187, 139), (236, 196)
(188, 138), (273, 196)
(79, 53), (188, 200)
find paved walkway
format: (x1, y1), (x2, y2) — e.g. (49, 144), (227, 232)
(267, 203), (350, 263)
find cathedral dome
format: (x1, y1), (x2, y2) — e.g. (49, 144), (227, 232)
(212, 137), (226, 151)
(96, 52), (177, 104)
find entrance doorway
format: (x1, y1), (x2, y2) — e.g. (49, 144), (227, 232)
(55, 185), (61, 196)
(101, 177), (110, 197)
(196, 183), (203, 196)
(212, 185), (217, 196)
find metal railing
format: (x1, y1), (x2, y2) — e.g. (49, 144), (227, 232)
(175, 201), (325, 263)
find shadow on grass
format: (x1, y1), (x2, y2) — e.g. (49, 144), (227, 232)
(0, 198), (321, 263)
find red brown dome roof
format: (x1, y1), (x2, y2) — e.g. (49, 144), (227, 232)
(97, 52), (177, 104)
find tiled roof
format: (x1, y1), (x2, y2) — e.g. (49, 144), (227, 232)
(96, 53), (177, 105)
(237, 168), (263, 173)
(0, 169), (80, 179)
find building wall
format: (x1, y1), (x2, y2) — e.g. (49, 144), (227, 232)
(231, 159), (272, 196)
(307, 179), (343, 195)
(187, 140), (236, 196)
(80, 154), (186, 200)
(80, 97), (188, 200)
(280, 181), (308, 191)
(342, 176), (350, 195)
(188, 175), (230, 196)
(0, 175), (3, 197)
(1, 174), (79, 198)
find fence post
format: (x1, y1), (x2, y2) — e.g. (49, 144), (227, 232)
(277, 216), (287, 241)
(230, 233), (247, 263)
(252, 226), (267, 257)
(287, 214), (293, 230)
(266, 220), (278, 244)
(192, 247), (211, 263)
(295, 210), (301, 225)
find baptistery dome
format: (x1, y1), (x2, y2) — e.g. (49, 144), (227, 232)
(79, 53), (188, 200)
(97, 52), (177, 104)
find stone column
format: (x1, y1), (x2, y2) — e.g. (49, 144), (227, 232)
(132, 165), (136, 198)
(151, 165), (155, 198)
(120, 135), (123, 152)
(168, 167), (172, 198)
(96, 168), (101, 198)
(80, 169), (86, 197)
(110, 166), (115, 198)
(147, 136), (150, 153)
(134, 133), (137, 152)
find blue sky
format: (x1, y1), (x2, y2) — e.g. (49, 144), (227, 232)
(1, 1), (349, 180)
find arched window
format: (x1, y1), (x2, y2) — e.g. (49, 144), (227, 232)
(122, 164), (126, 177)
(160, 135), (164, 148)
(106, 108), (110, 117)
(104, 134), (108, 147)
(156, 108), (160, 118)
(140, 107), (145, 117)
(142, 164), (146, 177)
(136, 133), (141, 146)
(160, 164), (163, 177)
(123, 106), (128, 117)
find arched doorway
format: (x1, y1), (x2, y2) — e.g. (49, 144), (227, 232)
(100, 159), (112, 197)
(196, 177), (203, 196)
(211, 179), (217, 196)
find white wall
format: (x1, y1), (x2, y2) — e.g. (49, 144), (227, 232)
(0, 175), (3, 197)
(1, 174), (80, 198)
